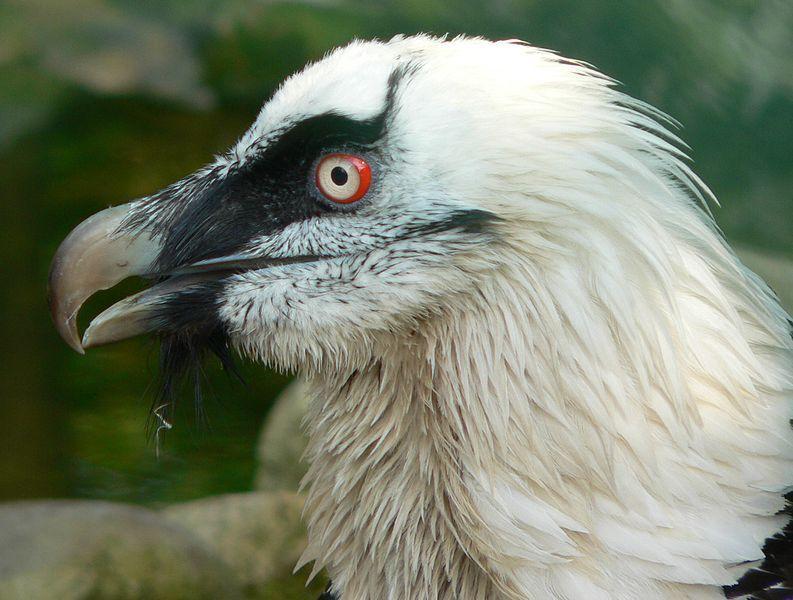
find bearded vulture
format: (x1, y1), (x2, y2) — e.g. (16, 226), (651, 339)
(48, 35), (792, 600)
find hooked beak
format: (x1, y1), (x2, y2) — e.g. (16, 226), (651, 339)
(48, 203), (231, 354)
(47, 204), (159, 354)
(48, 203), (230, 354)
(48, 202), (326, 354)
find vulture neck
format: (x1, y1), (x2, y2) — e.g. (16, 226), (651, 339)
(299, 268), (554, 600)
(298, 237), (791, 600)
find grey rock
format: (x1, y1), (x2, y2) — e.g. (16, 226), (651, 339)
(0, 499), (240, 600)
(255, 379), (311, 492)
(162, 491), (307, 596)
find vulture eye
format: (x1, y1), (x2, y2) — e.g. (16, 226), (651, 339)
(315, 153), (371, 204)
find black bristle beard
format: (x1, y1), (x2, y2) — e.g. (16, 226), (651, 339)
(146, 326), (243, 442)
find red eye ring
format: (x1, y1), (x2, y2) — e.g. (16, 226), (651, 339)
(315, 153), (372, 204)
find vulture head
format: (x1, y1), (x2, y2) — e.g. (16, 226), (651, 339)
(49, 35), (507, 369)
(49, 36), (792, 600)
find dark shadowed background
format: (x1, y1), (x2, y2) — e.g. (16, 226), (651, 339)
(0, 0), (790, 593)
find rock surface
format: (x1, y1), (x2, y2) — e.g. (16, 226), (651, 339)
(0, 500), (240, 600)
(0, 493), (322, 599)
(162, 490), (308, 596)
(255, 378), (311, 492)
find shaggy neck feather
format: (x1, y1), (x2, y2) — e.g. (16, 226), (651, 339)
(299, 336), (499, 599)
(298, 232), (792, 600)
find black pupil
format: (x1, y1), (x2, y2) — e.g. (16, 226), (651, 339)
(330, 166), (349, 186)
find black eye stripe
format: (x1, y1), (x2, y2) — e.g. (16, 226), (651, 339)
(241, 56), (422, 175)
(125, 60), (423, 274)
(146, 112), (388, 272)
(260, 111), (386, 165)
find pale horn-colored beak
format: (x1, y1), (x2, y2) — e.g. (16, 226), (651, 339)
(47, 203), (159, 353)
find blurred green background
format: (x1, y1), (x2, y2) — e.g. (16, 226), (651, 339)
(0, 0), (791, 516)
